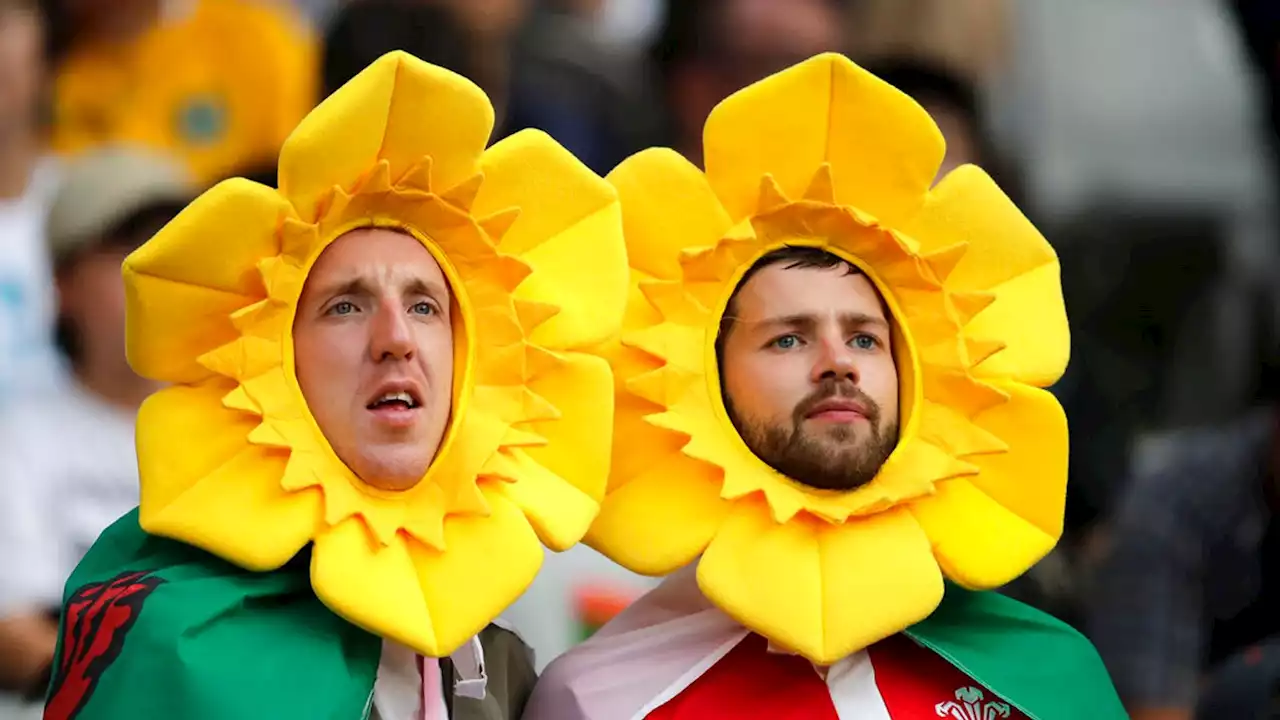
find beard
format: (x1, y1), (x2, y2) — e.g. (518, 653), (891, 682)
(728, 379), (899, 491)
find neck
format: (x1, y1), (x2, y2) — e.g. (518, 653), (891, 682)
(74, 360), (156, 412)
(0, 130), (39, 200)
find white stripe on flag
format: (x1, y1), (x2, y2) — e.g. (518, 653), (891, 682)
(827, 650), (892, 720)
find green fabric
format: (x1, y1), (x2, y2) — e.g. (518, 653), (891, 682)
(45, 510), (382, 720)
(906, 585), (1128, 720)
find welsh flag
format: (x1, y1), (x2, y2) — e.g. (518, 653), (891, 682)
(43, 510), (382, 719)
(649, 590), (1126, 720)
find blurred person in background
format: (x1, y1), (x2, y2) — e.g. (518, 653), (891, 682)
(0, 0), (64, 405)
(41, 0), (316, 185)
(1087, 365), (1280, 720)
(649, 0), (846, 164)
(1228, 0), (1280, 209)
(845, 0), (1010, 88)
(0, 147), (190, 709)
(321, 0), (655, 175)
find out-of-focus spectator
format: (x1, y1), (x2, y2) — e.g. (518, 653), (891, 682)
(45, 0), (316, 185)
(1088, 394), (1280, 720)
(322, 0), (656, 175)
(592, 0), (662, 57)
(322, 1), (471, 101)
(0, 147), (190, 705)
(0, 0), (63, 406)
(649, 0), (845, 163)
(1228, 0), (1280, 238)
(846, 0), (1010, 87)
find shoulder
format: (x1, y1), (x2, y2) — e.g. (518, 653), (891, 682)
(477, 622), (538, 697)
(909, 587), (1127, 720)
(51, 518), (381, 718)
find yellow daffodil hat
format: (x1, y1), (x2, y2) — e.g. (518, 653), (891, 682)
(122, 52), (628, 657)
(588, 53), (1070, 664)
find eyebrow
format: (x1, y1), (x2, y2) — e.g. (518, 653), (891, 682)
(320, 276), (451, 303)
(753, 312), (891, 334)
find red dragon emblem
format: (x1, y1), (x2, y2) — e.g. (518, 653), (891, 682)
(44, 571), (164, 720)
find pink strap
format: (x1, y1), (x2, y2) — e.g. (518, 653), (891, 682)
(418, 654), (445, 720)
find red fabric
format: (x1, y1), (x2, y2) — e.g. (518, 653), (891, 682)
(870, 635), (1031, 718)
(646, 633), (1032, 719)
(645, 634), (838, 720)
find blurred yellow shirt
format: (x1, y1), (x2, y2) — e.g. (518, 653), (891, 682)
(51, 0), (317, 185)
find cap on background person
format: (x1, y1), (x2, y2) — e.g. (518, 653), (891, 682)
(46, 146), (195, 368)
(45, 146), (195, 270)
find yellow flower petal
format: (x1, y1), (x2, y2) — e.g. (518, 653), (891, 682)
(313, 491), (543, 657)
(137, 381), (322, 570)
(415, 491), (545, 653)
(587, 452), (732, 575)
(908, 382), (1068, 588)
(902, 164), (1069, 386)
(471, 129), (627, 350)
(496, 449), (598, 552)
(520, 351), (614, 501)
(697, 503), (943, 664)
(703, 53), (944, 227)
(607, 388), (686, 494)
(124, 179), (293, 383)
(312, 519), (438, 650)
(607, 148), (734, 281)
(278, 51), (494, 221)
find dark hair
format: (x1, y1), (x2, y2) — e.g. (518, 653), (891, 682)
(649, 0), (851, 91)
(714, 245), (860, 364)
(321, 0), (472, 98)
(34, 0), (71, 66)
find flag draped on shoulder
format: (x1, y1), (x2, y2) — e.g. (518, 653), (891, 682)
(523, 566), (1126, 720)
(44, 510), (382, 720)
(906, 587), (1127, 720)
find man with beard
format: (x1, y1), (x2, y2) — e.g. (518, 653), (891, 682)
(523, 52), (1124, 719)
(717, 246), (899, 493)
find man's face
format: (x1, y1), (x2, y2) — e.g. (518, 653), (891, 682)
(293, 228), (455, 492)
(720, 261), (899, 491)
(58, 248), (130, 369)
(59, 209), (174, 379)
(0, 2), (44, 142)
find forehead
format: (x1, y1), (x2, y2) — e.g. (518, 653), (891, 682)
(732, 263), (887, 322)
(306, 227), (446, 288)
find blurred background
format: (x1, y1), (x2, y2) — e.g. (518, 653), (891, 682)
(2, 0), (1280, 718)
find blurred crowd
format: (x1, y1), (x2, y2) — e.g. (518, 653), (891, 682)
(1, 0), (1279, 718)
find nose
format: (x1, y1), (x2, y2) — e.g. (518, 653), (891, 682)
(368, 300), (415, 362)
(810, 330), (858, 385)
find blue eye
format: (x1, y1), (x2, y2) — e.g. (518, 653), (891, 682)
(411, 301), (436, 315)
(851, 334), (879, 350)
(330, 301), (357, 316)
(772, 335), (800, 350)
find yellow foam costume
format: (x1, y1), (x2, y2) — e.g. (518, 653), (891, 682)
(121, 51), (628, 658)
(588, 52), (1070, 664)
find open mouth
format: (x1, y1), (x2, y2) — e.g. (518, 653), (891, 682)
(366, 390), (421, 411)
